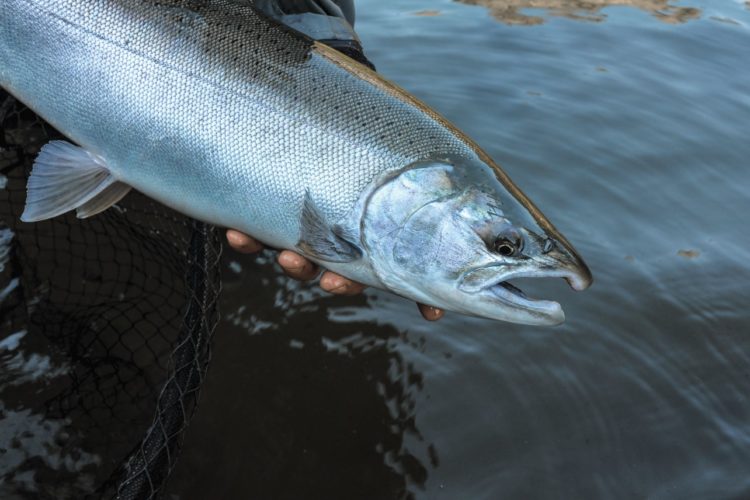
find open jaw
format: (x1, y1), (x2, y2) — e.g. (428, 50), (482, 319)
(459, 267), (577, 325)
(485, 279), (564, 322)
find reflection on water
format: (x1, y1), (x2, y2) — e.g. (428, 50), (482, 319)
(354, 0), (750, 497)
(0, 87), (429, 500)
(454, 0), (700, 24)
(164, 255), (434, 498)
(0, 96), (216, 498)
(4, 0), (750, 498)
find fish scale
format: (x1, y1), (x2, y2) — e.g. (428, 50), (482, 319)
(0, 0), (470, 244)
(1, 0), (592, 324)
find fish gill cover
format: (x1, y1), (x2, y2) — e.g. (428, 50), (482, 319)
(0, 90), (222, 499)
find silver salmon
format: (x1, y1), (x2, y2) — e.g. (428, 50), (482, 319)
(0, 0), (592, 325)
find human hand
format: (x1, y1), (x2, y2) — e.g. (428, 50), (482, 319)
(226, 229), (444, 321)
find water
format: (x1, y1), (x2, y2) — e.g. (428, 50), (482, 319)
(162, 1), (750, 498)
(3, 0), (750, 498)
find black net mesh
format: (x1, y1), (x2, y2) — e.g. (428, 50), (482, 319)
(0, 90), (222, 499)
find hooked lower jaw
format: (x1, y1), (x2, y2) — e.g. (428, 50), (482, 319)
(484, 279), (565, 325)
(459, 264), (591, 325)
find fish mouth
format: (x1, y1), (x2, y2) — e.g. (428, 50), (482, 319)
(459, 266), (588, 325)
(485, 275), (565, 325)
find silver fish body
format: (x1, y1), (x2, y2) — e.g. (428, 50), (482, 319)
(0, 0), (592, 324)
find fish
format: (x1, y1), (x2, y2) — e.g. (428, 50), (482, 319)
(0, 0), (592, 325)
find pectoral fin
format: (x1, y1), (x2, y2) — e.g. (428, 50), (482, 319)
(296, 191), (362, 263)
(21, 141), (131, 222)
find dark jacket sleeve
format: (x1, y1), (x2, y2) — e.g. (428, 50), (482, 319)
(254, 0), (356, 26)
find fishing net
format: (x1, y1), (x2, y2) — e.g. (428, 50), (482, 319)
(0, 6), (420, 498)
(0, 91), (428, 500)
(0, 91), (222, 499)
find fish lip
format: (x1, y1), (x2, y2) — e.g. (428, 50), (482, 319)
(487, 280), (564, 323)
(458, 265), (584, 325)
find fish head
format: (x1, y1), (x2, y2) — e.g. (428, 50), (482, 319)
(363, 157), (592, 325)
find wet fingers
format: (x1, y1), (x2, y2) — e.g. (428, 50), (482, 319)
(226, 231), (374, 298)
(418, 303), (444, 321)
(320, 271), (367, 296)
(278, 250), (320, 281)
(226, 229), (264, 254)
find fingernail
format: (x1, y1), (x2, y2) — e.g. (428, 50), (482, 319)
(321, 274), (346, 291)
(331, 280), (348, 292)
(424, 306), (443, 320)
(226, 232), (240, 245)
(278, 253), (300, 268)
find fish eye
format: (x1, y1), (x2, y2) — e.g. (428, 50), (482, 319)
(493, 236), (522, 257)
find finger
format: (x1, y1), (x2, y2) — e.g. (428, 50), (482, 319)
(226, 229), (264, 254)
(319, 271), (367, 296)
(418, 303), (444, 321)
(278, 250), (320, 281)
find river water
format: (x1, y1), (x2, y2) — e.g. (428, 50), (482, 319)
(163, 1), (750, 498)
(2, 0), (750, 498)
